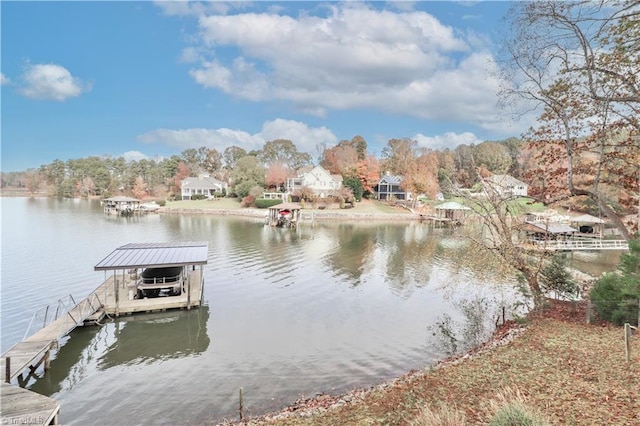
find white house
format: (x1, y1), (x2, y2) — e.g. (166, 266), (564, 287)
(181, 174), (228, 200)
(285, 165), (343, 198)
(483, 174), (528, 198)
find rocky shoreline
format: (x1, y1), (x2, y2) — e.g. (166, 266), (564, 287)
(221, 321), (527, 425)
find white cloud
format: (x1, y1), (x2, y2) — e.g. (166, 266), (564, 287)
(0, 73), (9, 85)
(137, 119), (337, 154)
(413, 131), (482, 150)
(175, 2), (521, 133)
(258, 119), (338, 153)
(19, 64), (91, 101)
(122, 151), (149, 162)
(137, 126), (264, 152)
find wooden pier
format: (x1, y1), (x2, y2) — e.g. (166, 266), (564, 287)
(91, 269), (204, 317)
(1, 241), (209, 425)
(524, 238), (629, 252)
(1, 383), (60, 426)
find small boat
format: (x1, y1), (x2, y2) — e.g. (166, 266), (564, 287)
(138, 201), (161, 212)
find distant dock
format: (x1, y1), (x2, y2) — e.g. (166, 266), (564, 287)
(1, 241), (209, 425)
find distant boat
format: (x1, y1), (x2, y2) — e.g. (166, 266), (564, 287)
(138, 201), (161, 212)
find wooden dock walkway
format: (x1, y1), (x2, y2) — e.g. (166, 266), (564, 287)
(525, 239), (629, 251)
(1, 241), (208, 425)
(1, 382), (60, 425)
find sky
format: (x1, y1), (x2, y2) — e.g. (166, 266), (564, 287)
(0, 1), (531, 172)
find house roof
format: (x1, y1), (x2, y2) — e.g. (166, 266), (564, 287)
(485, 174), (528, 187)
(378, 175), (402, 185)
(570, 214), (605, 224)
(268, 202), (302, 210)
(435, 201), (471, 210)
(524, 221), (577, 234)
(94, 241), (209, 270)
(103, 196), (140, 202)
(182, 176), (225, 189)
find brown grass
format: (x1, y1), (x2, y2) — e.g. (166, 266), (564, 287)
(237, 301), (640, 426)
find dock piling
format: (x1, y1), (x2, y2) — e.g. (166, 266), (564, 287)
(4, 357), (10, 383)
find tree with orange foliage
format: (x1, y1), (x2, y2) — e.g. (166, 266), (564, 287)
(132, 176), (147, 200)
(266, 162), (289, 192)
(170, 162), (190, 195)
(401, 150), (439, 207)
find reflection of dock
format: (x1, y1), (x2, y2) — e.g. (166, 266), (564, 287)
(0, 241), (209, 425)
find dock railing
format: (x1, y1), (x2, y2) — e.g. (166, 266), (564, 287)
(23, 293), (103, 340)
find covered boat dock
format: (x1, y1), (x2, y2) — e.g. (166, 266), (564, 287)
(93, 241), (209, 317)
(267, 202), (302, 227)
(102, 196), (141, 216)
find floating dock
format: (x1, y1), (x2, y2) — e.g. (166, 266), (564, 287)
(1, 241), (209, 425)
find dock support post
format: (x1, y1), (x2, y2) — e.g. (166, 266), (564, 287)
(44, 350), (51, 371)
(5, 357), (10, 383)
(187, 274), (191, 310)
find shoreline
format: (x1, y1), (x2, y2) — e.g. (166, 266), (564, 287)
(221, 320), (528, 425)
(158, 206), (423, 222)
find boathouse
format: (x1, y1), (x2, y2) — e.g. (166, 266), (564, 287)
(434, 201), (471, 223)
(102, 196), (141, 216)
(267, 203), (302, 227)
(93, 241), (209, 316)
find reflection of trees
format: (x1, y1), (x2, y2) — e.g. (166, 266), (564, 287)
(427, 296), (500, 357)
(322, 224), (375, 286)
(383, 224), (440, 296)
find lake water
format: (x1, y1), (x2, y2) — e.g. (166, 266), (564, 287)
(0, 197), (620, 424)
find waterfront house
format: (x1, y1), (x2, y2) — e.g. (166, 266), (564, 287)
(483, 174), (529, 198)
(374, 174), (411, 200)
(285, 165), (342, 198)
(181, 174), (228, 200)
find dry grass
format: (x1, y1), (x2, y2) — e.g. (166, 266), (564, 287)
(240, 303), (640, 426)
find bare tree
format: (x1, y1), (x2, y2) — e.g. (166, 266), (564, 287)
(500, 0), (640, 239)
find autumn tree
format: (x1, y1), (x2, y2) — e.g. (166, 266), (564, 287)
(171, 162), (190, 195)
(402, 150), (440, 207)
(132, 176), (147, 199)
(501, 0), (640, 239)
(266, 162), (289, 191)
(380, 138), (416, 176)
(322, 143), (359, 175)
(355, 154), (381, 197)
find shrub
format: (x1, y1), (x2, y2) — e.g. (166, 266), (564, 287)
(191, 194), (207, 200)
(156, 199), (166, 207)
(255, 199), (283, 209)
(590, 236), (640, 325)
(240, 195), (255, 207)
(539, 254), (579, 300)
(409, 403), (467, 426)
(482, 387), (550, 426)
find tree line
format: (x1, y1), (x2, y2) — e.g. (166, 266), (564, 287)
(1, 136), (533, 200)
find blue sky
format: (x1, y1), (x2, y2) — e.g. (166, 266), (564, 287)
(1, 1), (529, 172)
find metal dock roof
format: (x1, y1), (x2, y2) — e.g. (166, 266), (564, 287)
(94, 242), (209, 270)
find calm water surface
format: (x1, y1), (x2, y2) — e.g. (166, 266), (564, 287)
(0, 198), (620, 425)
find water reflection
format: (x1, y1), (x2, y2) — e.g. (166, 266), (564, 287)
(29, 307), (210, 396)
(98, 306), (210, 369)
